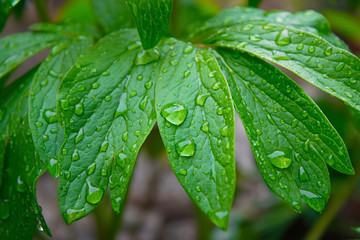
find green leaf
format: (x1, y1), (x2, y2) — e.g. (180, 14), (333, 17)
(218, 48), (353, 212)
(155, 39), (235, 230)
(126, 0), (173, 49)
(29, 37), (92, 178)
(196, 21), (360, 114)
(0, 32), (67, 79)
(30, 22), (101, 38)
(0, 68), (50, 239)
(90, 0), (134, 33)
(248, 0), (262, 8)
(0, 139), (4, 188)
(193, 7), (348, 49)
(56, 29), (158, 223)
(0, 0), (20, 31)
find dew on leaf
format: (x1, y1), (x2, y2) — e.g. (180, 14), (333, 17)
(135, 48), (160, 65)
(66, 208), (85, 223)
(335, 62), (345, 72)
(249, 34), (262, 42)
(201, 122), (209, 133)
(74, 102), (84, 116)
(104, 95), (112, 102)
(100, 141), (108, 152)
(86, 182), (104, 205)
(178, 169), (188, 175)
(220, 126), (229, 137)
(195, 93), (210, 106)
(75, 127), (84, 144)
(48, 158), (58, 177)
(212, 82), (221, 90)
(43, 109), (57, 124)
(268, 151), (292, 169)
(116, 153), (127, 168)
(144, 81), (153, 89)
(308, 46), (316, 53)
(16, 176), (26, 192)
(161, 102), (188, 125)
(139, 95), (149, 110)
(72, 149), (80, 161)
(176, 138), (196, 157)
(69, 83), (85, 94)
(275, 29), (291, 46)
(87, 163), (96, 175)
(324, 46), (333, 56)
(299, 166), (308, 182)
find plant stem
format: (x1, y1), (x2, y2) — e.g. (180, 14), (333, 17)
(33, 0), (50, 22)
(304, 174), (358, 240)
(194, 205), (214, 240)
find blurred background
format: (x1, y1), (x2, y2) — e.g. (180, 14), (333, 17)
(2, 0), (360, 239)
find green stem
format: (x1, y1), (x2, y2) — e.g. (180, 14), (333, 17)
(33, 0), (50, 22)
(194, 205), (214, 240)
(304, 174), (358, 240)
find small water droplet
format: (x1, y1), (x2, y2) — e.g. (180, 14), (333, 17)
(170, 60), (179, 66)
(324, 46), (333, 56)
(104, 95), (112, 102)
(122, 132), (128, 142)
(144, 81), (152, 89)
(72, 149), (80, 161)
(201, 122), (209, 133)
(87, 163), (96, 175)
(40, 79), (48, 87)
(335, 62), (345, 72)
(249, 34), (262, 42)
(74, 102), (84, 116)
(100, 141), (108, 152)
(220, 126), (229, 137)
(299, 166), (308, 182)
(137, 74), (143, 80)
(161, 102), (188, 126)
(183, 70), (190, 78)
(176, 138), (196, 157)
(296, 43), (304, 51)
(291, 118), (299, 127)
(183, 45), (193, 54)
(16, 176), (26, 192)
(69, 83), (85, 94)
(139, 95), (149, 110)
(308, 46), (316, 53)
(268, 151), (292, 169)
(242, 24), (253, 30)
(212, 82), (221, 90)
(178, 169), (188, 175)
(75, 127), (84, 144)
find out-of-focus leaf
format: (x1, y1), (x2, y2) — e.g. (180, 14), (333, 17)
(0, 0), (21, 31)
(126, 0), (173, 49)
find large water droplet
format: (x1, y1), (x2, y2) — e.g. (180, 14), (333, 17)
(268, 151), (292, 169)
(86, 182), (104, 205)
(176, 138), (196, 157)
(66, 208), (85, 223)
(275, 29), (291, 46)
(43, 109), (57, 124)
(136, 48), (160, 65)
(48, 158), (59, 177)
(161, 102), (188, 126)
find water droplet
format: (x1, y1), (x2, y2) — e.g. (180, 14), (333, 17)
(242, 24), (253, 30)
(183, 70), (190, 78)
(215, 211), (228, 220)
(299, 167), (308, 182)
(335, 62), (345, 72)
(324, 46), (333, 56)
(129, 91), (137, 98)
(100, 141), (108, 152)
(69, 83), (85, 94)
(35, 121), (43, 127)
(195, 93), (210, 106)
(137, 74), (143, 80)
(16, 176), (26, 192)
(178, 169), (187, 175)
(249, 34), (262, 42)
(139, 95), (149, 110)
(220, 126), (229, 137)
(292, 201), (301, 212)
(104, 95), (112, 102)
(66, 208), (85, 223)
(170, 60), (179, 66)
(212, 82), (221, 90)
(43, 109), (57, 124)
(116, 153), (127, 168)
(201, 122), (209, 133)
(86, 182), (104, 204)
(304, 139), (310, 152)
(296, 43), (304, 51)
(102, 71), (110, 77)
(60, 99), (70, 110)
(144, 81), (152, 89)
(40, 79), (48, 87)
(48, 158), (59, 177)
(117, 131), (127, 143)
(308, 46), (316, 53)
(291, 118), (299, 127)
(176, 138), (196, 157)
(183, 45), (193, 54)
(72, 149), (80, 161)
(262, 23), (276, 30)
(275, 29), (291, 46)
(101, 169), (108, 176)
(161, 102), (188, 126)
(87, 163), (96, 175)
(74, 102), (84, 116)
(345, 92), (353, 98)
(268, 151), (292, 169)
(75, 128), (84, 144)
(136, 48), (160, 65)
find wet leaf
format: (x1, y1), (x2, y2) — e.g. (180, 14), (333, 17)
(29, 37), (92, 178)
(155, 39), (235, 230)
(56, 29), (158, 223)
(218, 48), (353, 211)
